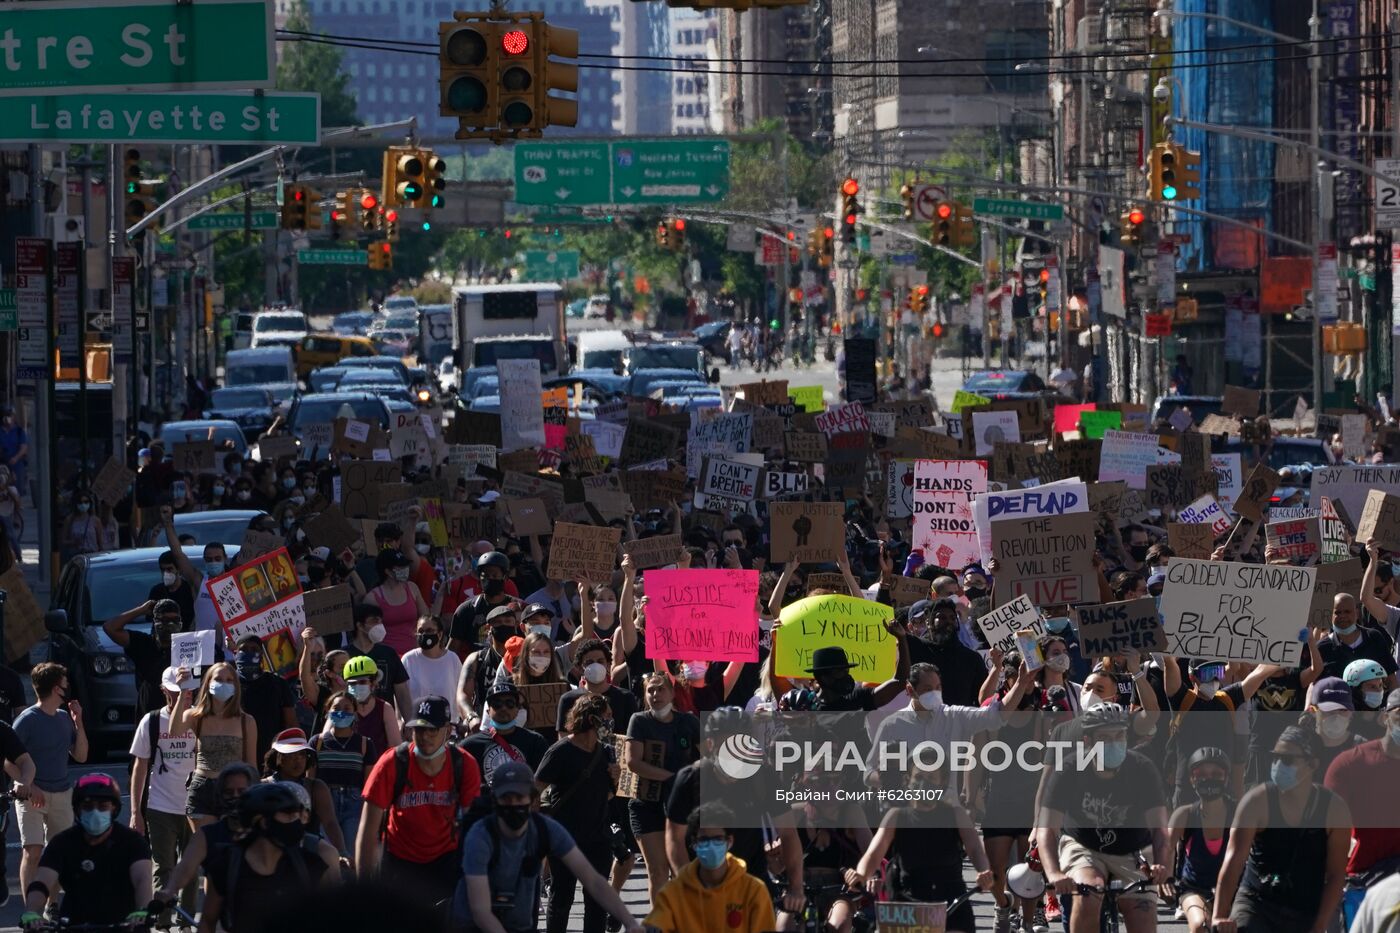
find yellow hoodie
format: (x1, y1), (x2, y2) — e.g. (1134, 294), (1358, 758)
(645, 855), (776, 933)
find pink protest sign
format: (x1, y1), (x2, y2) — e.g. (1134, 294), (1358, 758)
(1053, 403), (1096, 435)
(643, 569), (760, 663)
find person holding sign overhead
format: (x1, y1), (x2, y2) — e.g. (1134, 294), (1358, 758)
(625, 673), (700, 903)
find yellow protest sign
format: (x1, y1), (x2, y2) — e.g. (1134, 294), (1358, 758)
(789, 385), (825, 413)
(773, 595), (897, 681)
(951, 390), (991, 414)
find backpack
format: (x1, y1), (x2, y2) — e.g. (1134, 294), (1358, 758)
(1169, 688), (1236, 736)
(138, 709), (164, 821)
(458, 798), (550, 877)
(383, 742), (471, 841)
(222, 835), (323, 931)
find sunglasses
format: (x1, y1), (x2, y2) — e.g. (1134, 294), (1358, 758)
(488, 698), (520, 710)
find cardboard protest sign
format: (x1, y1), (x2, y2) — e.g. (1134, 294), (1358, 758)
(889, 425), (961, 460)
(815, 402), (870, 437)
(974, 593), (1042, 654)
(1098, 430), (1161, 488)
(615, 738), (666, 802)
(91, 456), (136, 507)
(972, 480), (1088, 561)
(912, 459), (987, 571)
(1075, 598), (1167, 656)
(1221, 385), (1261, 417)
(547, 522), (621, 581)
(866, 410), (896, 438)
(1169, 522), (1215, 558)
(506, 498), (552, 537)
(498, 359), (547, 452)
(622, 534), (683, 570)
(971, 410), (1021, 456)
(1310, 465), (1400, 523)
(239, 528), (287, 562)
(205, 548), (306, 675)
(889, 575), (930, 608)
(621, 467), (687, 510)
(784, 431), (829, 463)
(1159, 558), (1315, 665)
(171, 631), (216, 671)
(172, 441), (218, 475)
(520, 683), (570, 730)
(869, 399), (935, 429)
(770, 501), (845, 563)
(1178, 494), (1232, 537)
(1235, 463), (1281, 522)
(644, 569), (760, 663)
(686, 413), (753, 479)
(773, 595), (897, 680)
(579, 420), (626, 460)
(1307, 559), (1365, 629)
(300, 423), (334, 456)
(822, 440), (871, 493)
(302, 505), (361, 553)
(0, 566), (45, 663)
(1198, 414), (1241, 437)
(332, 418), (384, 459)
(339, 460), (402, 518)
(990, 441), (1039, 485)
(803, 572), (855, 596)
(1318, 497), (1350, 563)
(1356, 489), (1400, 552)
(1265, 517), (1321, 563)
(1056, 439), (1102, 482)
(990, 511), (1097, 607)
(443, 504), (498, 546)
(303, 584), (354, 635)
(736, 380), (790, 408)
(583, 487), (632, 523)
(257, 435), (300, 463)
(1087, 481), (1127, 518)
(696, 453), (763, 511)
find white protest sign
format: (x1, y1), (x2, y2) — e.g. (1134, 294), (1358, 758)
(814, 402), (870, 437)
(972, 410), (1021, 457)
(912, 459), (987, 570)
(1341, 414), (1368, 461)
(887, 459), (916, 519)
(1211, 453), (1243, 512)
(498, 359), (546, 452)
(1310, 465), (1400, 522)
(171, 630), (215, 671)
(1177, 494), (1232, 537)
(1159, 558), (1315, 665)
(974, 593), (1043, 654)
(972, 479), (1089, 562)
(581, 420), (627, 458)
(686, 412), (753, 479)
(1098, 430), (1162, 488)
(762, 470), (811, 498)
(867, 410), (897, 438)
(698, 453), (762, 504)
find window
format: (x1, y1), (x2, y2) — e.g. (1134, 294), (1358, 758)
(367, 64), (377, 77)
(367, 86), (378, 102)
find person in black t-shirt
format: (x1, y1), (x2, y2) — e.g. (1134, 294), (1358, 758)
(344, 603), (412, 720)
(21, 773), (152, 928)
(104, 597), (183, 720)
(1162, 659), (1280, 806)
(147, 550), (196, 630)
(1318, 593), (1399, 684)
(1038, 705), (1169, 933)
(233, 637), (297, 764)
(555, 638), (638, 737)
(460, 683), (549, 786)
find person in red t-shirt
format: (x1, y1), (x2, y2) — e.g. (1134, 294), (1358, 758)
(437, 553), (520, 620)
(355, 695), (481, 905)
(1324, 688), (1400, 874)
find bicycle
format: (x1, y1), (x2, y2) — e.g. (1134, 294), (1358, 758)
(21, 906), (196, 932)
(1066, 874), (1157, 933)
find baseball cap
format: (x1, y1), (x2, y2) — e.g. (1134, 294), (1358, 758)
(271, 728), (311, 754)
(309, 546), (332, 562)
(406, 695), (452, 729)
(908, 599), (932, 620)
(487, 605), (519, 624)
(521, 603), (554, 621)
(478, 490), (501, 504)
(490, 760), (535, 798)
(160, 666), (199, 693)
(1312, 677), (1354, 711)
(485, 682), (521, 703)
(1386, 688), (1400, 711)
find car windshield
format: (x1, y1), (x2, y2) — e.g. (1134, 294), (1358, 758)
(964, 371), (1028, 392)
(226, 365), (289, 386)
(1265, 443), (1331, 469)
(160, 423), (245, 451)
(254, 314), (305, 332)
(170, 514), (257, 547)
(628, 346), (703, 372)
(384, 297), (417, 311)
(630, 372), (706, 396)
(469, 376), (500, 399)
(383, 313), (416, 330)
(210, 388), (269, 408)
(308, 370), (347, 392)
(85, 551), (225, 624)
(581, 349), (625, 369)
(473, 340), (555, 368)
(339, 371), (399, 386)
(341, 358), (407, 380)
(293, 397), (388, 427)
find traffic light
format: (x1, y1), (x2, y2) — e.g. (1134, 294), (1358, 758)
(1176, 146), (1201, 200)
(1148, 142), (1190, 202)
(354, 189), (380, 232)
(840, 177), (860, 244)
(669, 218), (686, 252)
(932, 201), (954, 245)
(384, 209), (400, 242)
(655, 222), (670, 249)
(910, 284), (930, 314)
(538, 20), (580, 131)
(954, 203), (976, 248)
(820, 226), (834, 267)
(421, 148), (447, 209)
(383, 146), (425, 208)
(1120, 206), (1146, 247)
(282, 183), (312, 229)
(498, 19), (535, 131)
(329, 192), (350, 241)
(440, 15), (498, 133)
(806, 228), (822, 256)
(122, 148), (149, 227)
(900, 184), (915, 221)
(367, 241), (393, 270)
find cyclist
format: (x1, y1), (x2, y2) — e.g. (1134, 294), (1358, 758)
(1037, 703), (1170, 933)
(645, 802), (776, 933)
(19, 773), (152, 930)
(790, 770), (871, 933)
(1213, 726), (1352, 933)
(844, 765), (994, 933)
(1165, 747), (1235, 933)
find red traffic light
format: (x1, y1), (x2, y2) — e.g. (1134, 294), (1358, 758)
(932, 323), (944, 338)
(841, 178), (859, 197)
(503, 229), (512, 238)
(916, 284), (930, 297)
(501, 29), (529, 55)
(360, 192), (377, 210)
(844, 213), (857, 225)
(786, 230), (796, 241)
(1127, 208), (1145, 225)
(292, 189), (304, 202)
(380, 243), (391, 253)
(673, 219), (685, 231)
(935, 203), (953, 220)
(386, 210), (399, 222)
(823, 226), (834, 238)
(1039, 268), (1050, 283)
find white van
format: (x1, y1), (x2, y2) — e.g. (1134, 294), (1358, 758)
(574, 330), (631, 372)
(224, 347), (297, 403)
(250, 309), (309, 348)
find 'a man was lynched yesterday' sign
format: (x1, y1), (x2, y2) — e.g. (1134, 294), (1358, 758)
(773, 595), (897, 681)
(1158, 558), (1315, 666)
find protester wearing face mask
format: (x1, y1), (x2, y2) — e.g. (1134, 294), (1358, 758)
(1342, 659), (1390, 739)
(345, 604), (412, 719)
(59, 491), (104, 562)
(1318, 593), (1399, 686)
(400, 616), (463, 723)
(461, 683), (549, 787)
(230, 637), (297, 764)
(260, 728), (344, 856)
(1360, 536), (1400, 642)
(147, 548), (195, 630)
(1324, 688), (1400, 876)
(584, 581), (622, 639)
(626, 673), (701, 901)
(458, 605), (522, 727)
(154, 761), (257, 906)
(1215, 727), (1351, 933)
(154, 506), (228, 644)
(18, 773), (153, 933)
(439, 545), (523, 621)
(310, 691), (375, 856)
(170, 662), (255, 829)
(908, 598), (982, 706)
(408, 521), (439, 602)
(358, 696), (481, 906)
(555, 638), (637, 745)
(363, 549), (429, 657)
(1165, 747), (1235, 933)
(342, 656), (401, 755)
(644, 803), (774, 933)
(129, 666), (198, 925)
(103, 598), (187, 720)
(1306, 677), (1365, 774)
(448, 550), (515, 656)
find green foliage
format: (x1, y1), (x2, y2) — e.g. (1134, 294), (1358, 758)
(276, 0), (357, 128)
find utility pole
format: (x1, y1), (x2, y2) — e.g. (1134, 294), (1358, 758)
(1310, 0), (1324, 409)
(1392, 10), (1400, 409)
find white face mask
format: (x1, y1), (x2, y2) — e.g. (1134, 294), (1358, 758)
(529, 624), (551, 637)
(162, 571), (177, 588)
(653, 702), (673, 717)
(206, 561), (225, 577)
(1318, 714), (1351, 741)
(528, 654), (551, 674)
(416, 543), (431, 555)
(583, 662), (607, 685)
(1080, 689), (1107, 710)
(1197, 680), (1220, 696)
(682, 662), (708, 682)
(1044, 654), (1071, 673)
(367, 623), (387, 644)
(595, 600), (617, 618)
(917, 690), (943, 711)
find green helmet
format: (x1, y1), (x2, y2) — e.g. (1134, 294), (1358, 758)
(343, 655), (380, 681)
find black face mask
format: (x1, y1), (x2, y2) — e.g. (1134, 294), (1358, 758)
(819, 672), (856, 697)
(963, 586), (987, 601)
(492, 626), (517, 645)
(497, 803), (531, 830)
(482, 578), (505, 598)
(1129, 544), (1150, 562)
(417, 632), (440, 650)
(1193, 779), (1226, 801)
(265, 819), (306, 847)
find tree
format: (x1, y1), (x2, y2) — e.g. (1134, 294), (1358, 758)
(276, 0), (358, 128)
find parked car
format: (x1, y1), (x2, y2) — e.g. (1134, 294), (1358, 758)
(137, 509), (266, 548)
(41, 546), (238, 754)
(1150, 394), (1226, 427)
(158, 419), (248, 458)
(203, 387), (275, 441)
(961, 370), (1049, 398)
(331, 311), (376, 337)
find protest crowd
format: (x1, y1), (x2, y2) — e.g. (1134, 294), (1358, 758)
(2, 366), (1400, 933)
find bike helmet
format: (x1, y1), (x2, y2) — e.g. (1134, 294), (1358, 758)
(703, 706), (751, 741)
(72, 773), (122, 816)
(1186, 747), (1230, 773)
(1008, 862), (1046, 900)
(477, 551), (510, 574)
(1343, 659), (1387, 688)
(237, 782), (305, 830)
(1080, 702), (1130, 732)
(342, 655), (380, 681)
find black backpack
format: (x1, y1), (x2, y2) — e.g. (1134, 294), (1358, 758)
(458, 796), (550, 877)
(383, 742), (471, 841)
(222, 835), (323, 930)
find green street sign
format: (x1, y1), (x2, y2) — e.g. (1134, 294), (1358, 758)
(297, 248), (365, 266)
(515, 138), (731, 206)
(0, 0), (274, 93)
(0, 92), (319, 145)
(188, 210), (280, 231)
(0, 289), (16, 331)
(971, 197), (1065, 222)
(522, 249), (580, 281)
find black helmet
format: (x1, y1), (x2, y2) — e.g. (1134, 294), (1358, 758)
(236, 781), (304, 830)
(72, 773), (122, 816)
(1187, 747), (1230, 772)
(477, 551), (510, 573)
(703, 706), (751, 741)
(1080, 702), (1130, 732)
